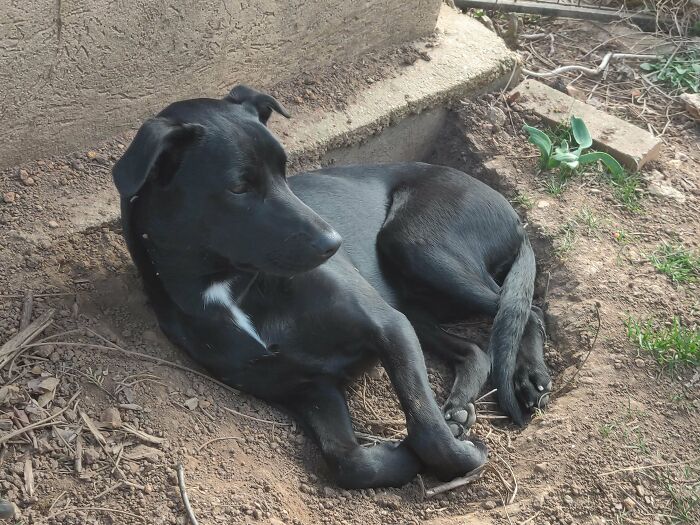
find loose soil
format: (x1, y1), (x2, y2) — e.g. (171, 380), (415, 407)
(1, 13), (699, 525)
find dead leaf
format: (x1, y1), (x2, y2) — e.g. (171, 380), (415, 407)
(0, 385), (21, 405)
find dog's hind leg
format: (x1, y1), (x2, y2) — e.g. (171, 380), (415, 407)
(288, 382), (421, 489)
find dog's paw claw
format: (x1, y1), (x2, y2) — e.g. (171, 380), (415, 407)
(514, 361), (552, 413)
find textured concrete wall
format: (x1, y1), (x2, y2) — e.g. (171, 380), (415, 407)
(0, 0), (441, 168)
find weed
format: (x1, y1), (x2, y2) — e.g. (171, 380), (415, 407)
(544, 175), (567, 196)
(640, 50), (700, 93)
(657, 466), (700, 524)
(650, 242), (700, 284)
(577, 208), (600, 236)
(512, 192), (534, 209)
(607, 169), (643, 211)
(555, 221), (577, 257)
(626, 317), (700, 370)
(599, 422), (616, 438)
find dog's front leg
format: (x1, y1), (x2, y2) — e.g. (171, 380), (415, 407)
(288, 382), (421, 489)
(374, 311), (488, 481)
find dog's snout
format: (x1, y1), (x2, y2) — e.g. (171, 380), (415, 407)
(313, 230), (342, 260)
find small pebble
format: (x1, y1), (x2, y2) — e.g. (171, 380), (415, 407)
(623, 497), (636, 511)
(3, 192), (16, 204)
(534, 463), (547, 474)
(634, 358), (645, 368)
(481, 500), (497, 510)
(563, 494), (574, 505)
(48, 220), (59, 228)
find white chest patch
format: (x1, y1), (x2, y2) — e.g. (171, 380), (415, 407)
(203, 280), (265, 346)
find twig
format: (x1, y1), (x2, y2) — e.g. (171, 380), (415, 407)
(19, 291), (34, 330)
(196, 436), (243, 453)
(424, 465), (486, 497)
(221, 406), (291, 427)
(554, 302), (601, 396)
(25, 337), (241, 397)
(176, 463), (199, 525)
(523, 53), (657, 78)
(0, 309), (54, 370)
(475, 388), (498, 403)
(600, 455), (700, 476)
(46, 491), (67, 515)
(94, 482), (123, 500)
(75, 434), (83, 473)
(0, 390), (80, 445)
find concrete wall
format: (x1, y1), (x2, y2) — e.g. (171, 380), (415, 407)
(0, 0), (441, 168)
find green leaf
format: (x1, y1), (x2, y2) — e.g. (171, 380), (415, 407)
(639, 62), (655, 71)
(570, 116), (593, 149)
(522, 124), (552, 167)
(578, 151), (624, 177)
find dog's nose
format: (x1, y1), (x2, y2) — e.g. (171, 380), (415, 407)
(313, 230), (342, 259)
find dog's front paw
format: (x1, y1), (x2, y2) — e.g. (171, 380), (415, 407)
(513, 357), (552, 413)
(443, 402), (476, 437)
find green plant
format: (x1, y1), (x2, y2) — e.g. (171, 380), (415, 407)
(607, 169), (642, 211)
(599, 422), (616, 438)
(523, 116), (624, 176)
(650, 242), (700, 283)
(555, 221), (577, 257)
(640, 50), (700, 93)
(512, 192), (534, 209)
(577, 208), (600, 236)
(626, 317), (700, 370)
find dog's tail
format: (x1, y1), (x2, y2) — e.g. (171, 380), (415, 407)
(489, 234), (536, 426)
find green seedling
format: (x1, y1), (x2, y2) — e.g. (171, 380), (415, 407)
(523, 116), (624, 177)
(640, 50), (699, 93)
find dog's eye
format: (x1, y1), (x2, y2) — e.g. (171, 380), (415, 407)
(228, 182), (250, 195)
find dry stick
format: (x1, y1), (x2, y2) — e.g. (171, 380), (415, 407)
(475, 388), (498, 403)
(176, 463), (199, 525)
(196, 436), (243, 453)
(0, 390), (81, 446)
(49, 506), (145, 522)
(42, 332), (240, 396)
(522, 52), (657, 78)
(19, 291), (34, 331)
(0, 309), (54, 370)
(46, 490), (67, 515)
(600, 455), (700, 477)
(554, 303), (601, 396)
(424, 465), (487, 498)
(75, 434), (83, 474)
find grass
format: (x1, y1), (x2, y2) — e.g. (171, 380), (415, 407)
(657, 465), (700, 524)
(555, 221), (577, 257)
(650, 243), (700, 284)
(599, 422), (616, 438)
(606, 169), (643, 211)
(626, 317), (700, 370)
(577, 207), (600, 237)
(512, 192), (534, 209)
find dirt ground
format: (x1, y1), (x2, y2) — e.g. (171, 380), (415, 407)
(1, 11), (699, 525)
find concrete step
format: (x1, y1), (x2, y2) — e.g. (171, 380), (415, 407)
(4, 6), (516, 237)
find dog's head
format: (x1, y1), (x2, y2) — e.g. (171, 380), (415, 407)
(113, 86), (341, 277)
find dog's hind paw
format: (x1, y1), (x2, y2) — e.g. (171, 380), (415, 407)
(514, 359), (552, 413)
(444, 402), (476, 437)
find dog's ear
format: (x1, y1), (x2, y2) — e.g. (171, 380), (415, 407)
(225, 85), (291, 125)
(113, 118), (204, 198)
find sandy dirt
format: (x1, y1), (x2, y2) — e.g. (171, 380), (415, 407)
(1, 13), (699, 525)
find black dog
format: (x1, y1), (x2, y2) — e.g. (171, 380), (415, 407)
(113, 86), (551, 488)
